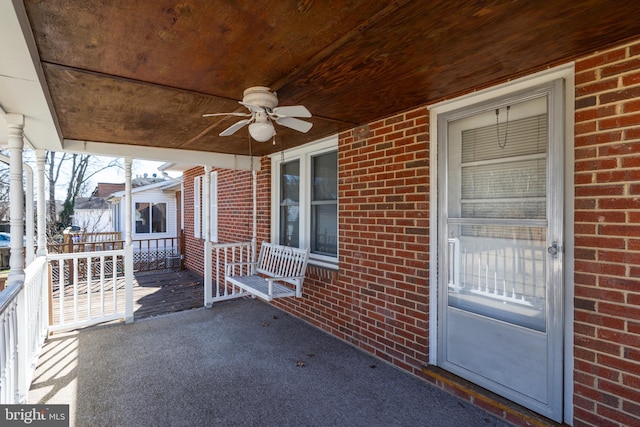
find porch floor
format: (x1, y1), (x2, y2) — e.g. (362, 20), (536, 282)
(29, 299), (510, 427)
(131, 269), (204, 320)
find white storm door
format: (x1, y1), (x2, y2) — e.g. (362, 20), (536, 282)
(437, 80), (564, 421)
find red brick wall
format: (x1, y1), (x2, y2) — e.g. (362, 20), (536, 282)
(270, 108), (430, 376)
(574, 39), (640, 427)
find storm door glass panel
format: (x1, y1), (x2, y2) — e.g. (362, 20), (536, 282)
(447, 99), (548, 331)
(280, 160), (300, 247)
(311, 151), (337, 256)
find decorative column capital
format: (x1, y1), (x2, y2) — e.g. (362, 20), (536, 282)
(5, 113), (24, 127)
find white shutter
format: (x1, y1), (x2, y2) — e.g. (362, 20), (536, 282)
(210, 171), (218, 242)
(193, 175), (201, 238)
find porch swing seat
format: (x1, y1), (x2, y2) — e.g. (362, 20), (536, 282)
(224, 242), (310, 301)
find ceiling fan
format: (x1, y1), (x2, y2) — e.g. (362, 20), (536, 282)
(203, 86), (313, 142)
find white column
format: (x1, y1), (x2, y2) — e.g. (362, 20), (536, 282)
(7, 114), (25, 285)
(35, 150), (47, 257)
(124, 158), (134, 322)
(24, 164), (34, 265)
(203, 166), (212, 307)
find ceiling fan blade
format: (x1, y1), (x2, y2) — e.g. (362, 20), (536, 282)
(272, 105), (311, 118)
(219, 119), (251, 136)
(275, 117), (313, 133)
(203, 112), (252, 117)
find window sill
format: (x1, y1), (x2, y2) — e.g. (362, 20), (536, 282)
(308, 258), (339, 271)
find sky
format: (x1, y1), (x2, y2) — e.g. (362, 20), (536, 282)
(61, 157), (182, 200)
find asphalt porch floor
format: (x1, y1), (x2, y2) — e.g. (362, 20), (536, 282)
(29, 298), (511, 427)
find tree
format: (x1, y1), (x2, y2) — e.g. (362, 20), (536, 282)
(46, 152), (121, 239)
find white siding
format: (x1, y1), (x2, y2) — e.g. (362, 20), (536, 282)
(73, 209), (113, 233)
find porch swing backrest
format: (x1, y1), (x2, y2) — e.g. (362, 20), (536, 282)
(257, 243), (308, 282)
(224, 242), (310, 301)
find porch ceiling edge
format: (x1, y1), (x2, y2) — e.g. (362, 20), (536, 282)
(61, 139), (261, 171)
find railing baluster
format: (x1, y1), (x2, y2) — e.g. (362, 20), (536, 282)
(73, 258), (79, 322)
(100, 255), (105, 316)
(87, 255), (92, 320)
(58, 259), (64, 325)
(112, 255), (117, 314)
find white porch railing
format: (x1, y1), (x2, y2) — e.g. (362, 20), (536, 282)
(48, 249), (128, 332)
(0, 256), (49, 403)
(206, 241), (255, 306)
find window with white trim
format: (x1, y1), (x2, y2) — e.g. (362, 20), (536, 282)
(135, 202), (167, 234)
(272, 136), (338, 267)
(193, 172), (218, 241)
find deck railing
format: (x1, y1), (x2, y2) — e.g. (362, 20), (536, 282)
(207, 241), (255, 306)
(48, 249), (127, 332)
(131, 238), (181, 271)
(48, 237), (181, 273)
(0, 256), (49, 403)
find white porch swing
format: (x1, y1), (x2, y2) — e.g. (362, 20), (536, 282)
(204, 138), (310, 306)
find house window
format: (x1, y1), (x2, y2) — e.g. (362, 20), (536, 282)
(311, 151), (338, 256)
(280, 160), (300, 247)
(193, 172), (218, 241)
(272, 135), (338, 267)
(135, 202), (166, 234)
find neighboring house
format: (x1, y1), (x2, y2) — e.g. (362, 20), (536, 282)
(177, 39), (640, 425)
(72, 197), (112, 233)
(91, 182), (124, 198)
(108, 177), (182, 242)
(71, 182), (127, 234)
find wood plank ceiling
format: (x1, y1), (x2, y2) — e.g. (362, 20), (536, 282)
(23, 0), (640, 157)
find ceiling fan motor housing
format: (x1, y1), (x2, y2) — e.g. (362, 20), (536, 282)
(243, 86), (278, 109)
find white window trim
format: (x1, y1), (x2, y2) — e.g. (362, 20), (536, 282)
(270, 135), (339, 269)
(193, 172), (218, 242)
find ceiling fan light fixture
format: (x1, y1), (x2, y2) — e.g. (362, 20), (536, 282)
(248, 120), (275, 142)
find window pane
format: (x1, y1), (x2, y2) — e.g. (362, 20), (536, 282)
(312, 204), (337, 256)
(280, 205), (299, 247)
(450, 113), (547, 221)
(281, 161), (300, 203)
(312, 151), (337, 201)
(135, 202), (150, 233)
(311, 151), (337, 256)
(447, 225), (546, 332)
(151, 203), (167, 233)
(280, 161), (300, 246)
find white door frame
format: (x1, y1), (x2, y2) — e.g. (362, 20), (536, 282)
(428, 64), (575, 423)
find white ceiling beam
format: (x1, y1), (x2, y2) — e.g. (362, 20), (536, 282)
(62, 139), (261, 171)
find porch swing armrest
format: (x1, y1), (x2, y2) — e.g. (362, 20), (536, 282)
(264, 275), (306, 283)
(226, 261), (258, 267)
(264, 276), (306, 298)
(224, 261), (258, 276)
